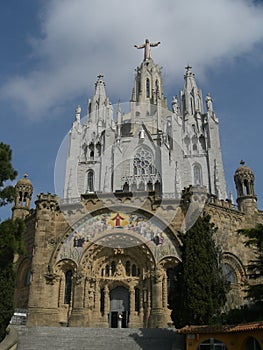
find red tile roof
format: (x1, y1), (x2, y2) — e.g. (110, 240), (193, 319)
(179, 322), (263, 334)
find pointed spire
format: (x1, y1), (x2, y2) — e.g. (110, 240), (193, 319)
(94, 74), (107, 102)
(181, 65), (204, 117)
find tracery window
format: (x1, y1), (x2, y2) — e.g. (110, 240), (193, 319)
(133, 148), (155, 176)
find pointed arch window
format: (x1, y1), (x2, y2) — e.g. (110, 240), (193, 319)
(64, 270), (73, 304)
(146, 78), (150, 98)
(125, 261), (131, 276)
(87, 170), (94, 192)
(193, 164), (202, 186)
(135, 287), (140, 312)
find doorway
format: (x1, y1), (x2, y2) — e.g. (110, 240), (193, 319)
(110, 286), (130, 328)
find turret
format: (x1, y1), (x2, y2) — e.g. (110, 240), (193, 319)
(234, 160), (257, 213)
(87, 74), (114, 129)
(180, 65), (204, 120)
(12, 174), (33, 220)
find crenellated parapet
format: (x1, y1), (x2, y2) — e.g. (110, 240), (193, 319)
(35, 193), (59, 211)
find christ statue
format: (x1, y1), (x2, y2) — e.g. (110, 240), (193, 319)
(134, 39), (160, 61)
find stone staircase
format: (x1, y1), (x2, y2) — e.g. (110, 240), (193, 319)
(15, 326), (185, 350)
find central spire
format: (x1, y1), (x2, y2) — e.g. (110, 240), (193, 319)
(134, 38), (161, 61)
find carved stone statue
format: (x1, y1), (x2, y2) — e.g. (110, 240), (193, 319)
(134, 39), (160, 61)
(172, 96), (179, 114)
(206, 93), (214, 112)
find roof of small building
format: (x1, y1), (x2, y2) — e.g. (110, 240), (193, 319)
(179, 321), (263, 334)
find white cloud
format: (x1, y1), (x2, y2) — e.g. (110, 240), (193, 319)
(1, 0), (263, 120)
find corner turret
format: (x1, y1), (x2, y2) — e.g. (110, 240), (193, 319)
(12, 174), (33, 220)
(234, 160), (257, 213)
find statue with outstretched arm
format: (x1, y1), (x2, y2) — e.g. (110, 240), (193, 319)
(134, 38), (160, 61)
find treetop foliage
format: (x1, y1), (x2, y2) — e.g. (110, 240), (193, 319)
(238, 224), (263, 302)
(0, 142), (17, 207)
(173, 214), (229, 327)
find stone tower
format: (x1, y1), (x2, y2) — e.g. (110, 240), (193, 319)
(12, 174), (33, 220)
(234, 160), (257, 214)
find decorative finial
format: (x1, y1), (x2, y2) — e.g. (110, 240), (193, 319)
(23, 173), (28, 178)
(75, 105), (81, 122)
(240, 160), (245, 166)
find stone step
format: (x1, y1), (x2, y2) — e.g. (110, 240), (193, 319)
(15, 326), (185, 350)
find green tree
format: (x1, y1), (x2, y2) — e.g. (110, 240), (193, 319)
(0, 219), (25, 340)
(239, 224), (263, 302)
(0, 142), (17, 207)
(173, 214), (229, 327)
(0, 142), (25, 341)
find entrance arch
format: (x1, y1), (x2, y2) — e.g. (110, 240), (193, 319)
(110, 286), (130, 328)
(244, 337), (261, 350)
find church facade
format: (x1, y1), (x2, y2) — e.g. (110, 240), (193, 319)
(12, 41), (263, 328)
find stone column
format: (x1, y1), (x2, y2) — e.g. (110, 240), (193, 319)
(162, 273), (168, 309)
(69, 272), (85, 326)
(128, 285), (136, 327)
(148, 267), (167, 327)
(103, 284), (110, 327)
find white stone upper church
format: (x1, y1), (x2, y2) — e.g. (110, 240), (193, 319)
(64, 39), (227, 201)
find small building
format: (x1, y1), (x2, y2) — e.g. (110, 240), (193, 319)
(179, 322), (263, 349)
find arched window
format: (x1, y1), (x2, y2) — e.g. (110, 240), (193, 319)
(222, 263), (237, 284)
(126, 261), (131, 276)
(105, 265), (110, 277)
(89, 143), (94, 160)
(64, 270), (73, 304)
(132, 264), (137, 277)
(111, 261), (116, 276)
(146, 78), (150, 98)
(135, 288), (140, 312)
(193, 164), (202, 186)
(123, 182), (129, 192)
(100, 288), (105, 313)
(245, 337), (261, 350)
(87, 170), (94, 192)
(24, 268), (31, 286)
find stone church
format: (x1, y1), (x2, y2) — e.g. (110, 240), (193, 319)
(12, 40), (262, 328)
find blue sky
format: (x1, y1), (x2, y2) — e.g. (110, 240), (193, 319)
(1, 0), (263, 220)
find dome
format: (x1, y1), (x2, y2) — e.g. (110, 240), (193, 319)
(234, 160), (254, 181)
(16, 173), (33, 187)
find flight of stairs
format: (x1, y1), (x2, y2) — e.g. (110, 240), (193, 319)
(15, 326), (185, 350)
